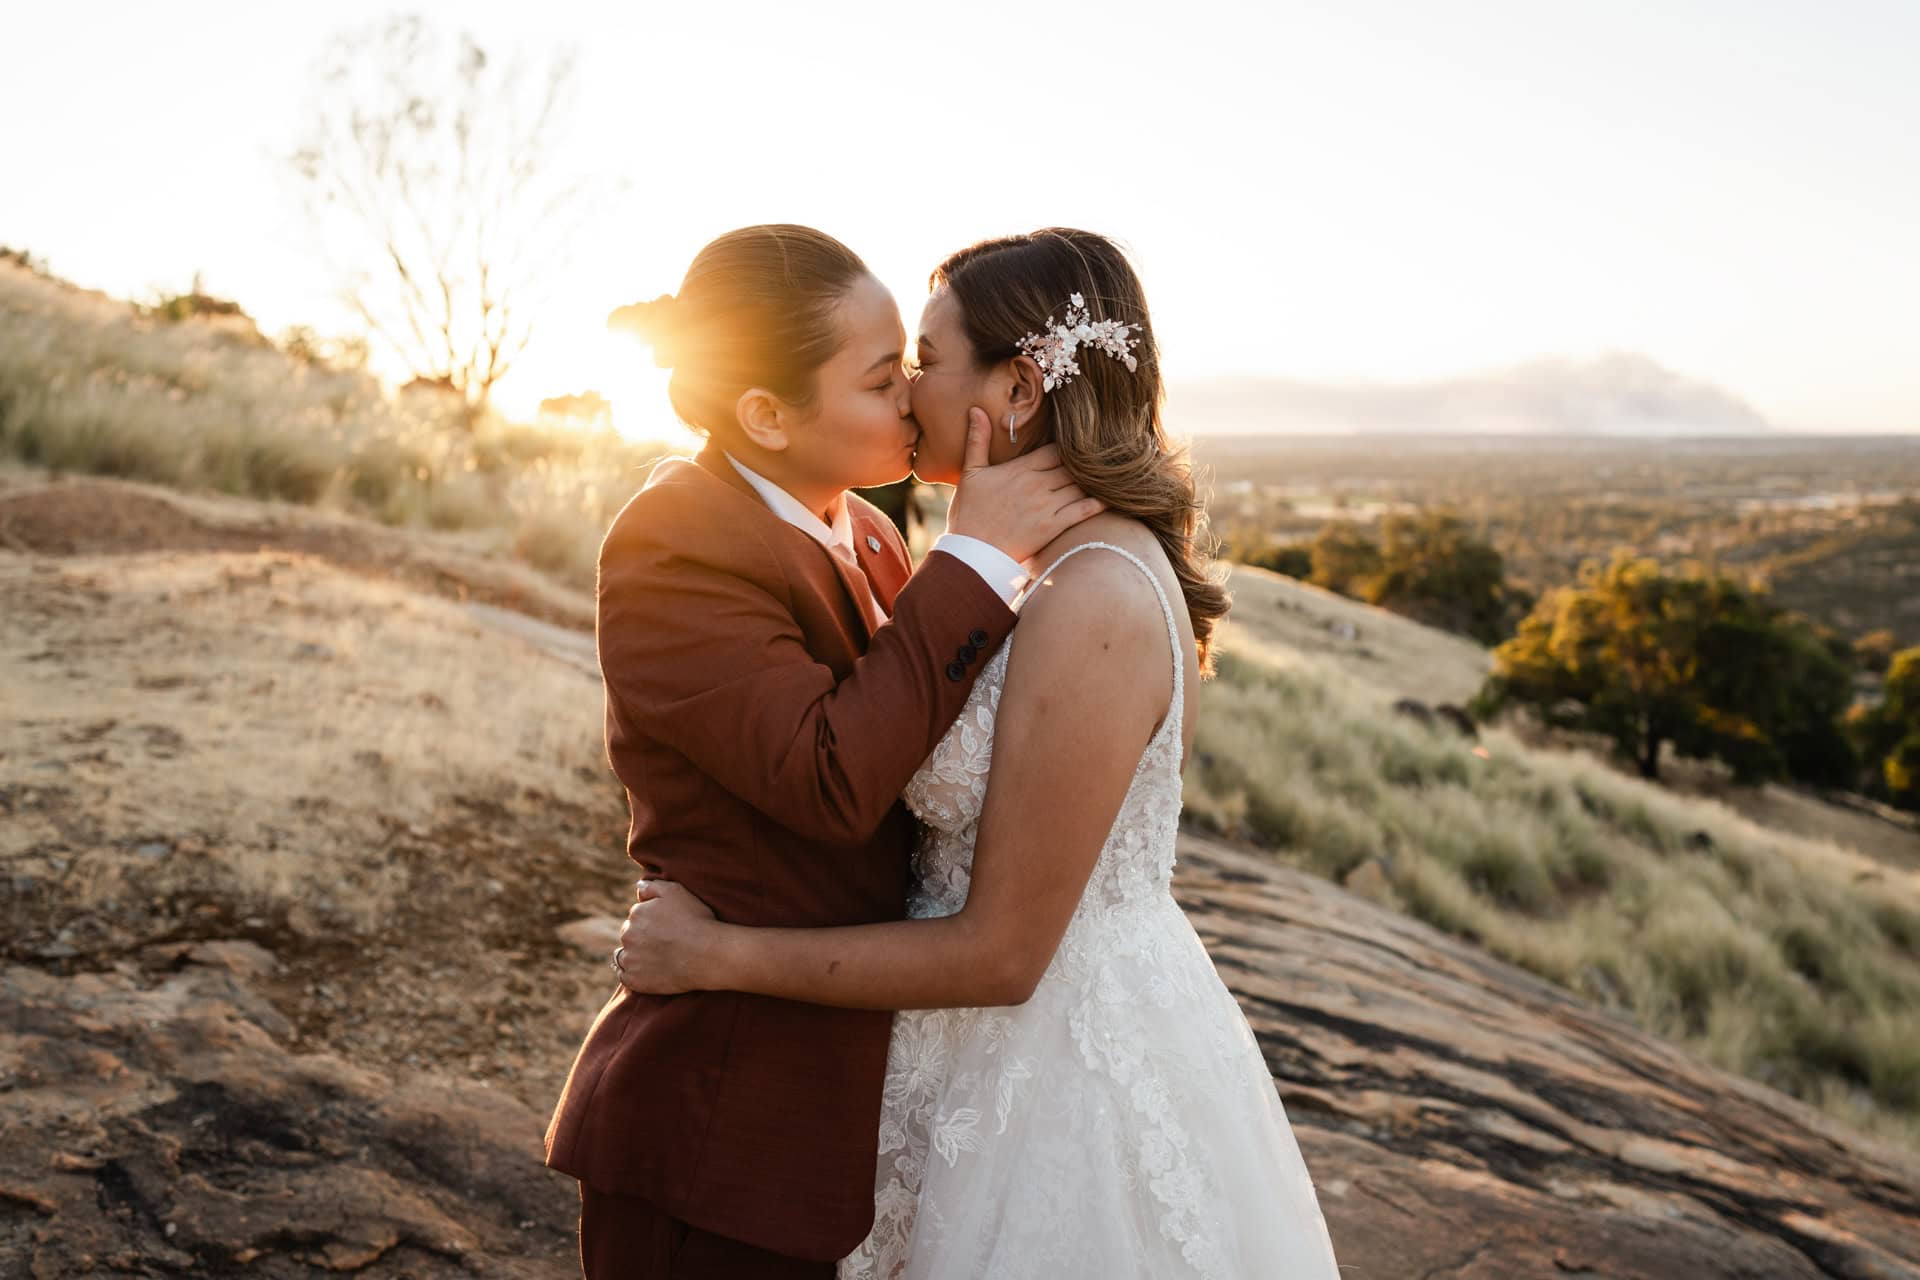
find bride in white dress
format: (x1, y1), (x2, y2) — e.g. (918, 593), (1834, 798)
(615, 229), (1341, 1279)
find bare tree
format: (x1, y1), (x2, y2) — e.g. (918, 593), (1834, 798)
(289, 14), (594, 417)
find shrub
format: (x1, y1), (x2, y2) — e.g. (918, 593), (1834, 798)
(1477, 553), (1857, 786)
(1185, 632), (1920, 1145)
(0, 260), (665, 583)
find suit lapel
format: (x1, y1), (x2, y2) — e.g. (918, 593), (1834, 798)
(696, 443), (881, 641)
(850, 507), (909, 617)
(821, 542), (882, 639)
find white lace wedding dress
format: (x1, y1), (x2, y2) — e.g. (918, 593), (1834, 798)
(840, 543), (1341, 1280)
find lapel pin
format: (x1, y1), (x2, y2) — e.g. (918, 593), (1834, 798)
(866, 535), (882, 554)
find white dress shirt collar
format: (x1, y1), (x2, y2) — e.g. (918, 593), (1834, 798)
(724, 451), (1028, 609)
(725, 454), (857, 557)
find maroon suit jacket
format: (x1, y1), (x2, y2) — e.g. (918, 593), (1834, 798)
(545, 444), (1016, 1260)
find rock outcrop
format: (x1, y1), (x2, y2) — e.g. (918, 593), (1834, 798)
(0, 945), (575, 1278)
(9, 841), (1914, 1278)
(4, 477), (1916, 1277)
(1176, 834), (1920, 1279)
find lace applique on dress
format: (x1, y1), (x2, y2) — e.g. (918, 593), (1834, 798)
(844, 542), (1341, 1280)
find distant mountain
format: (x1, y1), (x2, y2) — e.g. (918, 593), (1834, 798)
(1169, 352), (1775, 437)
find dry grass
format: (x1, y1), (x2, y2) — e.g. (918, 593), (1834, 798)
(1221, 559), (1920, 869)
(0, 260), (659, 589)
(1185, 626), (1920, 1151)
(9, 251), (1918, 1154)
(0, 542), (642, 1107)
(1, 550), (615, 932)
(1219, 562), (1491, 706)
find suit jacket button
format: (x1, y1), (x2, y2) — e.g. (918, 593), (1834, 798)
(958, 644), (979, 663)
(967, 629), (989, 648)
(945, 661), (966, 682)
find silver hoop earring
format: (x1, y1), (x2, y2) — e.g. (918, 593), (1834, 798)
(1006, 412), (1018, 445)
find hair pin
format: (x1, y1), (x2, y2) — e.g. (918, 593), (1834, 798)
(1015, 292), (1141, 392)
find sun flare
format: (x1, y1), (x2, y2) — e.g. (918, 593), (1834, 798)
(595, 349), (694, 449)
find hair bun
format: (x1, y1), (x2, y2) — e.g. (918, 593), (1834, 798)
(608, 293), (682, 368)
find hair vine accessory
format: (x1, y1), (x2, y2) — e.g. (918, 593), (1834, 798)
(1015, 292), (1141, 392)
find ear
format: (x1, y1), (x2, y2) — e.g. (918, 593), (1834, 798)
(734, 388), (791, 452)
(1006, 355), (1046, 432)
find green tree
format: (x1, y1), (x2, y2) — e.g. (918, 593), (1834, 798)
(1222, 529), (1313, 578)
(1309, 522), (1383, 596)
(1855, 629), (1899, 675)
(1852, 647), (1920, 809)
(1687, 610), (1858, 787)
(1477, 553), (1857, 784)
(1370, 510), (1519, 645)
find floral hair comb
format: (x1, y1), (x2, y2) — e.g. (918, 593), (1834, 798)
(1016, 293), (1141, 392)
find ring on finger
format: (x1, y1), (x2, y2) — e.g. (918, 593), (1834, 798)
(611, 945), (626, 975)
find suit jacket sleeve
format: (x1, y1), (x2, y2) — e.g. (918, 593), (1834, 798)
(598, 481), (1015, 846)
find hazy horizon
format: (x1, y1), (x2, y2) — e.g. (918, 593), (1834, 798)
(7, 1), (1919, 440)
(1168, 350), (1917, 438)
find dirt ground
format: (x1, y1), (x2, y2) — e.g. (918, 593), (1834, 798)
(5, 474), (1919, 1279)
(2, 475), (631, 1118)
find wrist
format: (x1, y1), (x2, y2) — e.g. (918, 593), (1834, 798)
(931, 534), (1029, 606)
(692, 922), (737, 992)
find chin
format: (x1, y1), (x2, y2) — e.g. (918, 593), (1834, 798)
(911, 451), (961, 487)
(861, 461), (914, 489)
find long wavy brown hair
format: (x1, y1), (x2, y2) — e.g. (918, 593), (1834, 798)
(932, 229), (1229, 672)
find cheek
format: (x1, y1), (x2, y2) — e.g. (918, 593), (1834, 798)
(859, 394), (904, 450)
(908, 383), (965, 482)
(908, 382), (957, 439)
(907, 383), (937, 432)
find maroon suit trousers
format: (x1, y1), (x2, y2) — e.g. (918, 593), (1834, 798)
(579, 1186), (834, 1280)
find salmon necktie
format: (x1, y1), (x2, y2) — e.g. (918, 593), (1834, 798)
(829, 537), (887, 632)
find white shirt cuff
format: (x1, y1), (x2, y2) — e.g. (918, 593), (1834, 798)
(932, 534), (1029, 606)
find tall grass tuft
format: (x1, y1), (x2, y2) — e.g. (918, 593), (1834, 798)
(1188, 631), (1920, 1151)
(0, 261), (664, 587)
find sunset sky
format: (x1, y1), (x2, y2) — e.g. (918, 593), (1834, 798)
(6, 0), (1917, 439)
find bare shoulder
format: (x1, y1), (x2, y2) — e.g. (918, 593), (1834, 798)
(1018, 517), (1170, 650)
(1029, 514), (1175, 602)
(1030, 511), (1158, 572)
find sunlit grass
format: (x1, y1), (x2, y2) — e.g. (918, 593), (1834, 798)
(11, 257), (1918, 1155)
(0, 552), (615, 934)
(1187, 629), (1920, 1152)
(0, 261), (664, 586)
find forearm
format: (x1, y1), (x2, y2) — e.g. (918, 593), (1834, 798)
(700, 913), (1031, 1010)
(611, 548), (1015, 846)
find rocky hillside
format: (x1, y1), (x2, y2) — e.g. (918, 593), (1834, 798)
(3, 472), (1918, 1277)
(1179, 834), (1920, 1278)
(1221, 562), (1920, 871)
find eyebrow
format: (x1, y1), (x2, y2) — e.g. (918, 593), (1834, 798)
(914, 335), (937, 356)
(865, 350), (903, 375)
